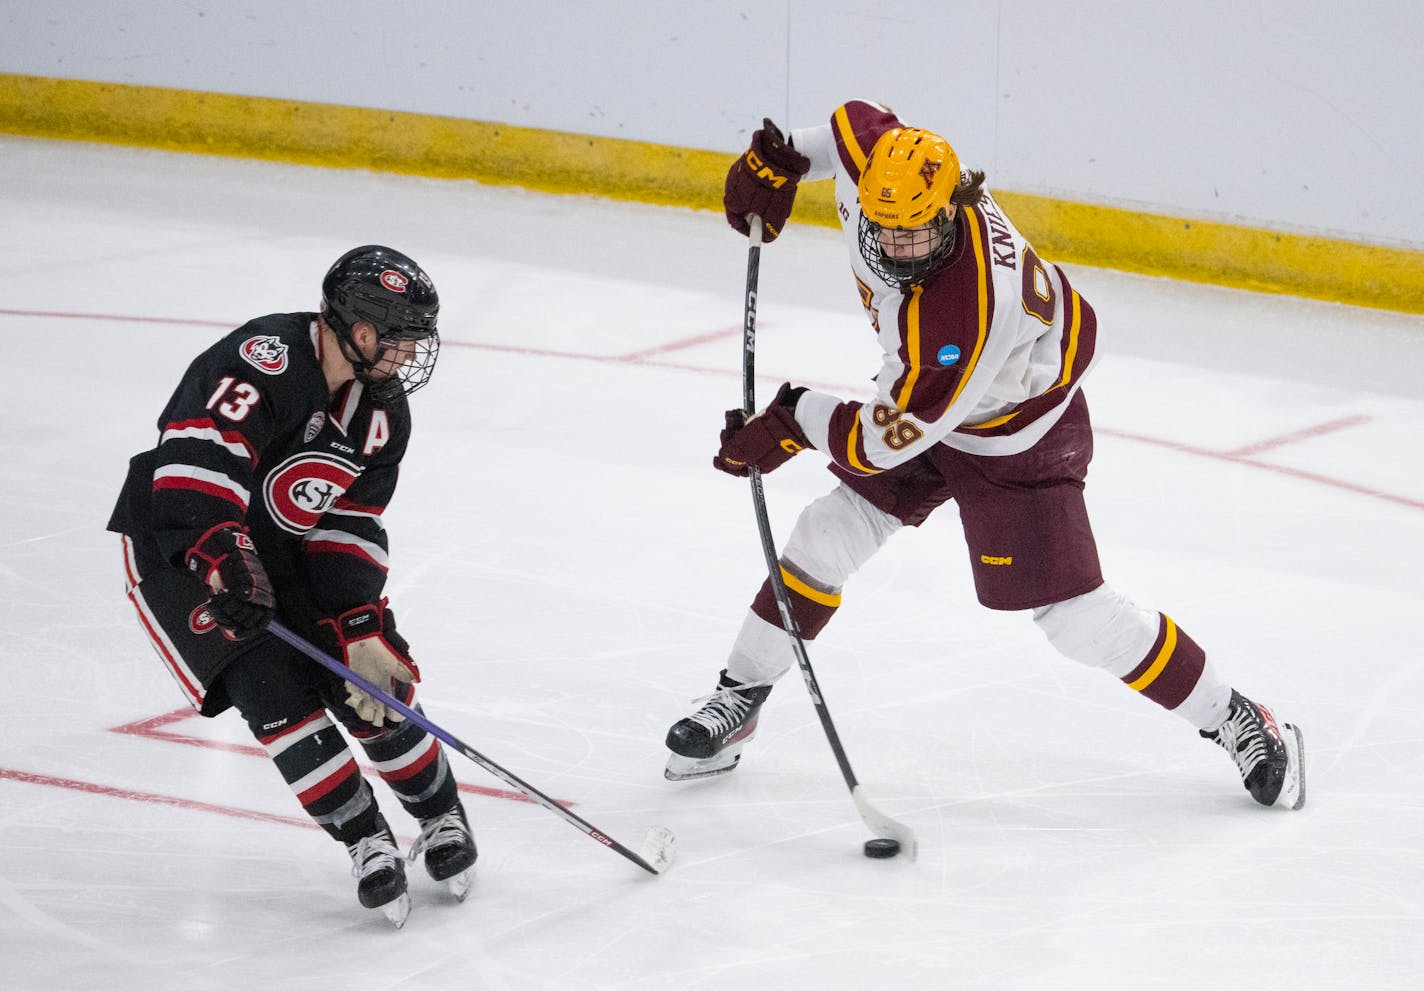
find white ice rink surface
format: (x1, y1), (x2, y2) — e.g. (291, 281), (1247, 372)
(3, 136), (1423, 990)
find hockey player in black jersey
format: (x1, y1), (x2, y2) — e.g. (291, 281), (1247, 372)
(109, 245), (475, 927)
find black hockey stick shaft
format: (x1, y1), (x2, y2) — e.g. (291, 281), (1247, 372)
(742, 220), (859, 789)
(266, 620), (671, 875)
(740, 217), (916, 854)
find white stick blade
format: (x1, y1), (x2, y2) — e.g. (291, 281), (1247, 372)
(638, 826), (678, 874)
(852, 787), (918, 861)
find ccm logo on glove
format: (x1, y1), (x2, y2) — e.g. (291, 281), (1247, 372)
(724, 119), (811, 243)
(319, 599), (420, 729)
(714, 383), (811, 477)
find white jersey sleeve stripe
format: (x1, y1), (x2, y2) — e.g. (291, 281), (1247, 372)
(152, 464), (252, 509)
(159, 425), (254, 461)
(303, 528), (390, 569)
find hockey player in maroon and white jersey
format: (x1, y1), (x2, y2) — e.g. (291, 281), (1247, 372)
(664, 101), (1307, 812)
(109, 245), (476, 927)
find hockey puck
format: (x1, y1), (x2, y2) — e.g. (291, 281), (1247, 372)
(863, 838), (901, 859)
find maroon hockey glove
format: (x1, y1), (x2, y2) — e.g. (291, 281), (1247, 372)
(724, 119), (811, 243)
(185, 524), (275, 638)
(714, 383), (811, 477)
(319, 599), (420, 728)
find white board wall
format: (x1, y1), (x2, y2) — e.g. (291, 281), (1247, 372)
(3, 1), (1419, 248)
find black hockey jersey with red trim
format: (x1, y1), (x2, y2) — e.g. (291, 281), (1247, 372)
(108, 312), (410, 615)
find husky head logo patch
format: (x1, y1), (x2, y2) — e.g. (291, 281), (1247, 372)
(240, 335), (289, 375)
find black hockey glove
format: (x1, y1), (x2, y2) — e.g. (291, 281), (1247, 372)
(724, 119), (811, 242)
(185, 524), (275, 638)
(319, 599), (420, 728)
(714, 383), (811, 477)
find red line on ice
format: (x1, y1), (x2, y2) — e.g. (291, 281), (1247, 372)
(0, 307), (232, 328)
(1098, 427), (1424, 510)
(0, 766), (320, 830)
(613, 324), (742, 361)
(109, 708), (571, 807)
(10, 307), (1417, 510)
(1223, 414), (1373, 458)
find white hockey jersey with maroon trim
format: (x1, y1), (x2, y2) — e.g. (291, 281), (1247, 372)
(788, 100), (1099, 471)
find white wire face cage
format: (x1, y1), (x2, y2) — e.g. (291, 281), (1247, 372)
(856, 210), (957, 289)
(368, 330), (440, 402)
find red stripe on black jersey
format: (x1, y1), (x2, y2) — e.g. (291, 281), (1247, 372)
(152, 473), (250, 511)
(304, 537), (390, 572)
(258, 709), (328, 747)
(125, 583), (205, 706)
(296, 757), (360, 806)
(331, 497), (385, 516)
(376, 735), (440, 783)
(161, 416), (258, 465)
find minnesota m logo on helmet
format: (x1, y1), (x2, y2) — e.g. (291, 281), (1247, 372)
(855, 127), (965, 289)
(857, 128), (960, 228)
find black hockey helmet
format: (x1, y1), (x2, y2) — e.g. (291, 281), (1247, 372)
(320, 244), (440, 402)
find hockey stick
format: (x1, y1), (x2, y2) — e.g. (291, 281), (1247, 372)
(266, 620), (677, 875)
(740, 216), (919, 859)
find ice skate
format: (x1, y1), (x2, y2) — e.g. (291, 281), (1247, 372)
(409, 802), (477, 902)
(346, 815), (410, 928)
(665, 670), (773, 781)
(1201, 689), (1305, 810)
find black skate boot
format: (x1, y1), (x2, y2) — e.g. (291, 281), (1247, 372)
(664, 669), (773, 781)
(409, 802), (477, 902)
(1200, 689), (1306, 810)
(346, 814), (410, 927)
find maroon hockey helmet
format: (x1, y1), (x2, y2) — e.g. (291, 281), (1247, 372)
(321, 245), (441, 402)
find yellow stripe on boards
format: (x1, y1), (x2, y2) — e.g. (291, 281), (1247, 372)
(3, 73), (1422, 315)
(1127, 617), (1179, 692)
(779, 568), (841, 608)
(0, 73), (728, 211)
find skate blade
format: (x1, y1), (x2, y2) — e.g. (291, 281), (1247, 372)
(379, 892), (411, 929)
(446, 869), (474, 903)
(1278, 722), (1306, 811)
(664, 748), (742, 781)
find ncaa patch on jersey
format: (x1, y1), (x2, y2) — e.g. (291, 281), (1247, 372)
(937, 345), (961, 366)
(240, 335), (290, 375)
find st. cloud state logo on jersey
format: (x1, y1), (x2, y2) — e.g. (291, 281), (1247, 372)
(240, 335), (290, 375)
(189, 604), (240, 641)
(262, 451), (361, 534)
